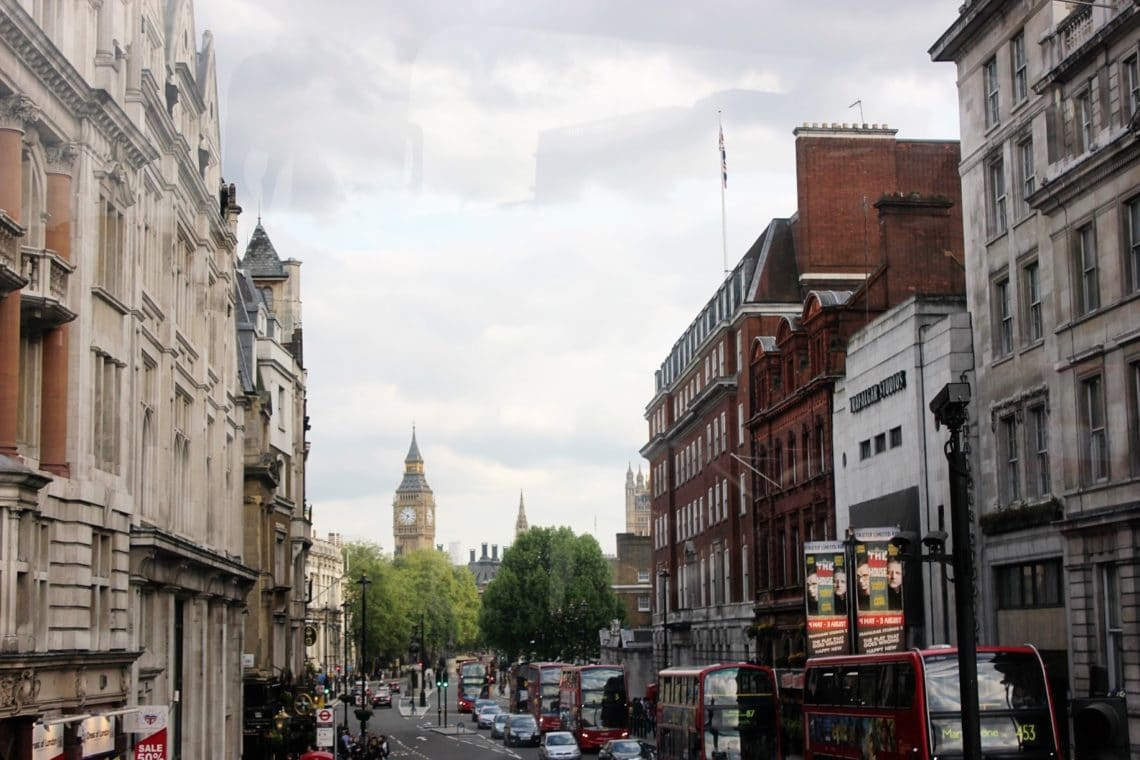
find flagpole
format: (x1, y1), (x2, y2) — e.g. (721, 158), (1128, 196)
(719, 112), (728, 276)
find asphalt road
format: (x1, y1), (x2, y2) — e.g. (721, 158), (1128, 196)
(326, 687), (546, 759)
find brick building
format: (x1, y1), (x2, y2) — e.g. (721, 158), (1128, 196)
(644, 123), (964, 670)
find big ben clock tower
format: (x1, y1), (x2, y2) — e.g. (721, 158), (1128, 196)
(392, 428), (436, 556)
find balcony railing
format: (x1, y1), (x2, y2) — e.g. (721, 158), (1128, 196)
(1042, 0), (1130, 76)
(20, 246), (76, 329)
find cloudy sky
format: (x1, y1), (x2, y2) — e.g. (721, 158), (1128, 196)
(194, 1), (963, 557)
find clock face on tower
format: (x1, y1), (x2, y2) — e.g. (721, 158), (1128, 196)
(399, 506), (416, 525)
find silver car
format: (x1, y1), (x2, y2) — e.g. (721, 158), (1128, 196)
(476, 703), (500, 729)
(539, 730), (582, 760)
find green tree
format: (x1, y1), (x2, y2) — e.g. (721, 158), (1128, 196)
(393, 549), (481, 665)
(340, 543), (481, 675)
(480, 527), (624, 663)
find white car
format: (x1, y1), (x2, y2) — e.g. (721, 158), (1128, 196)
(539, 731), (582, 760)
(476, 703), (501, 729)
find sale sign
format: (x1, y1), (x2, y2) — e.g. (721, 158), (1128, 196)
(125, 705), (169, 760)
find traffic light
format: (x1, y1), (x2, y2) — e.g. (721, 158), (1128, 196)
(1072, 696), (1128, 760)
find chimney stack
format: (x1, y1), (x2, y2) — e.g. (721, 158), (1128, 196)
(470, 549), (476, 563)
(481, 542), (488, 559)
(492, 544), (498, 560)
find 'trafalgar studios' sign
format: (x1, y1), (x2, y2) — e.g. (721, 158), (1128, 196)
(849, 370), (906, 414)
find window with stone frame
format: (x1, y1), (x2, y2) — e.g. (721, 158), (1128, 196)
(1075, 89), (1094, 153)
(17, 334), (42, 455)
(1026, 403), (1050, 498)
(1098, 563), (1125, 693)
(1011, 30), (1028, 105)
(1124, 55), (1140, 119)
(1079, 372), (1108, 484)
(637, 595), (651, 612)
(1125, 196), (1140, 295)
(1020, 258), (1043, 344)
(1017, 135), (1035, 218)
(995, 559), (1063, 609)
(96, 197), (126, 298)
(92, 350), (122, 472)
(1073, 222), (1099, 315)
(1128, 357), (1140, 477)
(993, 274), (1013, 359)
(986, 153), (1007, 236)
(998, 414), (1021, 505)
(984, 56), (1000, 128)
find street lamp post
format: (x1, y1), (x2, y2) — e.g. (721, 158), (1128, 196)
(356, 573), (372, 738)
(419, 611), (427, 708)
(341, 599), (351, 732)
(931, 382), (981, 760)
(658, 568), (670, 670)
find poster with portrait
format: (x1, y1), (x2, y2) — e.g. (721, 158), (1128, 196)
(804, 541), (850, 656)
(853, 528), (904, 654)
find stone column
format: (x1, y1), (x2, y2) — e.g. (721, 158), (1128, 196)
(40, 144), (76, 475)
(0, 96), (33, 457)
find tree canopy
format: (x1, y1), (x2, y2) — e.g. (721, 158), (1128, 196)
(341, 544), (480, 675)
(479, 527), (624, 663)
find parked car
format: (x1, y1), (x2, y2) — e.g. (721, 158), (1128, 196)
(539, 731), (582, 760)
(371, 686), (392, 708)
(599, 738), (650, 759)
(476, 703), (500, 729)
(491, 712), (509, 739)
(504, 714), (540, 748)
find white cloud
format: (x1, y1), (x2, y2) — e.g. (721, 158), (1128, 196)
(197, 0), (965, 557)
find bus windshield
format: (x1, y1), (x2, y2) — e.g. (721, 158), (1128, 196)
(539, 668), (561, 715)
(580, 667), (627, 729)
(461, 662), (486, 699)
(924, 652), (1056, 755)
(703, 667), (778, 760)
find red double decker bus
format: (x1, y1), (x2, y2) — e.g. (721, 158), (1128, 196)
(803, 645), (1061, 759)
(655, 662), (790, 760)
(457, 658), (487, 713)
(558, 663), (630, 749)
(517, 661), (568, 732)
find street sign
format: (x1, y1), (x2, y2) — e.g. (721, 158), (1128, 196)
(315, 708), (334, 726)
(316, 726), (334, 748)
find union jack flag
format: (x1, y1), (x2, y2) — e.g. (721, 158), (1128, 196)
(719, 124), (727, 189)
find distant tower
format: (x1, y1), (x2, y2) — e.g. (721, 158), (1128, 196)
(392, 427), (437, 555)
(625, 463), (650, 536)
(515, 490), (529, 537)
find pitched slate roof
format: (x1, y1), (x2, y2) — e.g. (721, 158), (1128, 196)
(242, 221), (285, 278)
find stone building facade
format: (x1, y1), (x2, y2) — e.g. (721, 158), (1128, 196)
(304, 533), (346, 679)
(933, 0), (1140, 749)
(236, 222), (311, 756)
(0, 1), (255, 757)
(833, 296), (974, 650)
